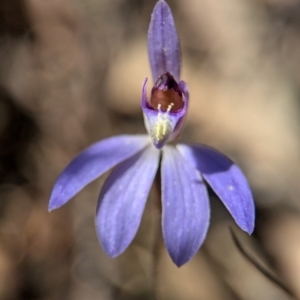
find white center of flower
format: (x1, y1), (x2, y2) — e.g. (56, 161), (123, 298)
(153, 103), (174, 142)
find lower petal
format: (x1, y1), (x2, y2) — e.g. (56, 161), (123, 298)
(161, 146), (210, 267)
(177, 144), (255, 234)
(96, 146), (160, 257)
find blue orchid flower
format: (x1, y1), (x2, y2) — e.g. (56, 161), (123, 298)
(49, 0), (255, 267)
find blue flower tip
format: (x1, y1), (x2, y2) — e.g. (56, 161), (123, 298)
(99, 235), (128, 259)
(48, 205), (55, 212)
(102, 246), (123, 259)
(240, 221), (255, 235)
(154, 0), (170, 14)
(106, 252), (118, 259)
(170, 254), (191, 267)
(175, 261), (185, 268)
(48, 198), (61, 212)
(174, 259), (189, 268)
(246, 226), (255, 235)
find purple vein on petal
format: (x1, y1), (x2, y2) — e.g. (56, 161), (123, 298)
(161, 146), (210, 267)
(148, 0), (181, 82)
(49, 135), (150, 211)
(96, 145), (160, 258)
(177, 144), (255, 234)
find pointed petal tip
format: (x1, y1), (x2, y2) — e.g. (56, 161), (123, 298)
(48, 197), (58, 212)
(171, 256), (191, 268)
(234, 216), (255, 236)
(156, 0), (168, 7)
(98, 232), (136, 260)
(236, 203), (255, 235)
(169, 246), (200, 267)
(243, 222), (255, 235)
(101, 244), (123, 259)
(48, 201), (61, 212)
(153, 0), (167, 10)
(48, 190), (66, 212)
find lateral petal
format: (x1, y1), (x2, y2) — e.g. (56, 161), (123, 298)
(177, 144), (255, 234)
(96, 146), (160, 257)
(162, 146), (210, 267)
(148, 0), (181, 82)
(49, 135), (150, 211)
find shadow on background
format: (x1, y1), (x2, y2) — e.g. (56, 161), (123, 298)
(0, 0), (300, 299)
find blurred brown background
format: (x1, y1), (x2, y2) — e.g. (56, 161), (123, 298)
(0, 0), (300, 299)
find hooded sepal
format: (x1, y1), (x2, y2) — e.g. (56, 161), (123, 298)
(148, 0), (181, 83)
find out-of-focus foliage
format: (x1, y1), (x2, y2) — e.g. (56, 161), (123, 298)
(0, 0), (300, 299)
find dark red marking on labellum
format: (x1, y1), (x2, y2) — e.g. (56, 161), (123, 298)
(149, 72), (184, 113)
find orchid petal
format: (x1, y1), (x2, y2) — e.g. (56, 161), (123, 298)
(148, 0), (181, 82)
(177, 145), (255, 234)
(49, 135), (150, 211)
(96, 146), (160, 257)
(161, 146), (210, 267)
